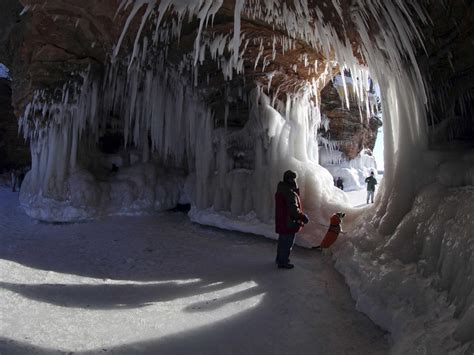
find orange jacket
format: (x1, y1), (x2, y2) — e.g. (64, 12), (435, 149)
(320, 214), (342, 248)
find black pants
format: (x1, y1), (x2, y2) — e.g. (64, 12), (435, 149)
(276, 234), (295, 265)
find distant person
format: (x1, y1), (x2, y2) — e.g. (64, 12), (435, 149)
(336, 177), (344, 190)
(274, 170), (309, 269)
(11, 169), (18, 192)
(111, 163), (119, 173)
(365, 171), (378, 204)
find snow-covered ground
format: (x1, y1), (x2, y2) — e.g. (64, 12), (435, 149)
(345, 188), (370, 208)
(0, 187), (389, 354)
(343, 173), (383, 208)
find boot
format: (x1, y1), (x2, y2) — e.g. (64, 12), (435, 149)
(278, 263), (294, 269)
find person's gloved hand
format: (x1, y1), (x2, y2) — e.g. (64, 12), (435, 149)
(301, 214), (309, 224)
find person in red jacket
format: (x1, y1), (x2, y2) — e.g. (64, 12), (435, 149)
(275, 170), (309, 269)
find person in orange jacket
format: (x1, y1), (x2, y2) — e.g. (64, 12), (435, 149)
(315, 212), (345, 250)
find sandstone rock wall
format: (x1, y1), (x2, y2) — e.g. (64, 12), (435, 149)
(320, 79), (382, 160)
(0, 0), (23, 67)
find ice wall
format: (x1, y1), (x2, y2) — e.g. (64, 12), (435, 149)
(18, 63), (209, 221)
(333, 150), (474, 353)
(189, 87), (349, 247)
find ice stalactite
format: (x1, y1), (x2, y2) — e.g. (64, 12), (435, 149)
(371, 68), (428, 235)
(19, 74), (99, 195)
(18, 59), (215, 221)
(104, 56), (211, 169)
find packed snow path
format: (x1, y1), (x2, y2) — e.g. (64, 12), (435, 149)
(0, 188), (388, 354)
(345, 188), (372, 208)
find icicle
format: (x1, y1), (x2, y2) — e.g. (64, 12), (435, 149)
(254, 38), (264, 70)
(128, 1), (156, 69)
(19, 5), (31, 16)
(232, 0), (245, 66)
(113, 0), (150, 59)
(193, 0), (214, 66)
(340, 69), (350, 109)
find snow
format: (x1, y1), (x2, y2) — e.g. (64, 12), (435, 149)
(0, 187), (389, 354)
(20, 164), (186, 222)
(345, 187), (377, 208)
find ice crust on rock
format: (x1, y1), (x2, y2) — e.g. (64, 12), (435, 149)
(20, 163), (186, 222)
(333, 161), (474, 353)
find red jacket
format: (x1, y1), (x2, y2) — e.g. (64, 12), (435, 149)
(275, 181), (305, 234)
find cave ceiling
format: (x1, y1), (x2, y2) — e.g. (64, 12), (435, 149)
(3, 0), (382, 111)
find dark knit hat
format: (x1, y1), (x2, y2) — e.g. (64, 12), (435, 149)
(283, 170), (297, 183)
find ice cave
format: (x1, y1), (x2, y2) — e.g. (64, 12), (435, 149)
(0, 0), (472, 353)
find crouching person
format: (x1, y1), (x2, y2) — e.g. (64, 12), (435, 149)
(275, 170), (309, 269)
(315, 212), (345, 252)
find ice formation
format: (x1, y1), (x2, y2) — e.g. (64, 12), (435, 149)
(19, 61), (208, 221)
(334, 153), (474, 354)
(17, 0), (473, 353)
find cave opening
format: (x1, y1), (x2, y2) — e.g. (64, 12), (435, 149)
(318, 70), (383, 204)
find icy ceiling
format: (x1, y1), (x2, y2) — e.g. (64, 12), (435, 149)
(1, 0), (469, 139)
